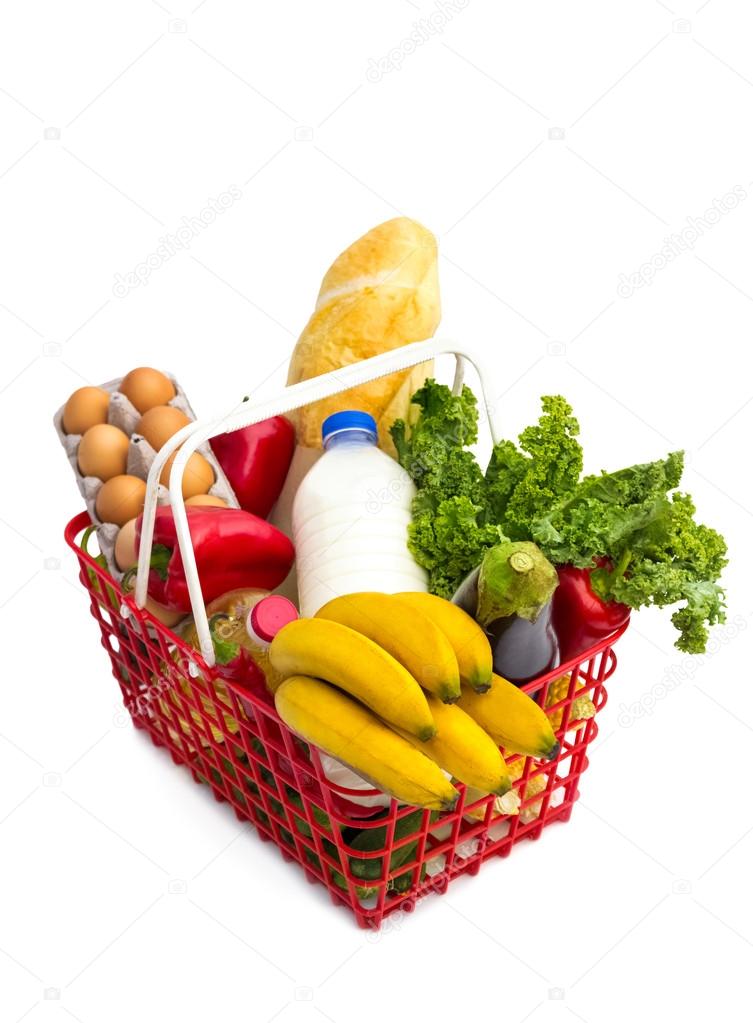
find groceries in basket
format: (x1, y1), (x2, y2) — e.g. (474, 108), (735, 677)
(57, 214), (728, 926)
(268, 594), (559, 808)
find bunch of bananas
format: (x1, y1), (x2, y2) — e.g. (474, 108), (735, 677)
(269, 592), (560, 811)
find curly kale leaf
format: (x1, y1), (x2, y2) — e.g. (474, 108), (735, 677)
(601, 491), (728, 653)
(391, 379), (485, 508)
(530, 452), (686, 565)
(407, 496), (506, 599)
(530, 454), (728, 653)
(391, 381), (502, 595)
(486, 395), (583, 538)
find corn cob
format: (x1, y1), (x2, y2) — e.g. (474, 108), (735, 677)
(462, 786), (521, 822)
(462, 753), (548, 824)
(155, 668), (243, 749)
(507, 755), (548, 824)
(545, 673), (596, 731)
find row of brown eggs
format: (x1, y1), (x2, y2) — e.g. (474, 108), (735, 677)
(62, 366), (177, 433)
(64, 368), (218, 527)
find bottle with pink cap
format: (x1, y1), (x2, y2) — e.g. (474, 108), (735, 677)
(244, 594), (299, 691)
(183, 588), (298, 701)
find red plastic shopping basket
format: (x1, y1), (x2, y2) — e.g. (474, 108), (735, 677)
(64, 338), (628, 928)
(65, 514), (625, 929)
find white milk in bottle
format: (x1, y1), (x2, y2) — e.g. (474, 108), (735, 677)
(292, 410), (427, 616)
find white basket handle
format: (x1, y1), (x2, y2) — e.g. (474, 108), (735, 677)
(135, 336), (503, 666)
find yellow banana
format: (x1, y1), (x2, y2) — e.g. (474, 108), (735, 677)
(457, 673), (560, 760)
(399, 696), (511, 795)
(315, 592), (461, 703)
(395, 591), (492, 693)
(275, 675), (459, 810)
(269, 618), (436, 740)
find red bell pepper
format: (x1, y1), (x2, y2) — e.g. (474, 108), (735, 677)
(210, 416), (295, 519)
(552, 563), (630, 663)
(136, 506), (294, 612)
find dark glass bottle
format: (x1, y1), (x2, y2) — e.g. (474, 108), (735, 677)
(452, 566), (560, 687)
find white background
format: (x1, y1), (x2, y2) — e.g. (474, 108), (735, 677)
(2, 1), (751, 1020)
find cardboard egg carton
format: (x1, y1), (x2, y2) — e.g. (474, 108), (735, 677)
(54, 373), (239, 583)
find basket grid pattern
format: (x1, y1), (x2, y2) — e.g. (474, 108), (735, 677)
(67, 511), (621, 928)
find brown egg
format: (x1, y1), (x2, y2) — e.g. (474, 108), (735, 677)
(160, 451), (214, 499)
(114, 517), (139, 570)
(137, 405), (191, 452)
(95, 475), (147, 527)
(120, 367), (176, 413)
(63, 386), (110, 435)
(78, 424), (129, 480)
(185, 494), (227, 508)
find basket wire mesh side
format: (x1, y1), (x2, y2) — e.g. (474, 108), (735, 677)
(66, 511), (624, 929)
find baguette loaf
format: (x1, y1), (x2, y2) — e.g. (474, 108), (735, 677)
(286, 217), (440, 453)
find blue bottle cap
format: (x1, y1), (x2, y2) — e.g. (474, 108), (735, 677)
(321, 410), (377, 444)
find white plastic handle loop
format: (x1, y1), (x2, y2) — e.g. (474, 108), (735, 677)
(135, 336), (503, 667)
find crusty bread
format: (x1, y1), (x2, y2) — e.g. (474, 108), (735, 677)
(287, 217), (440, 453)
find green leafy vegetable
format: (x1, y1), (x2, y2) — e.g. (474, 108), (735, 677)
(391, 381), (504, 597)
(391, 381), (728, 653)
(525, 452), (727, 653)
(486, 395), (583, 539)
